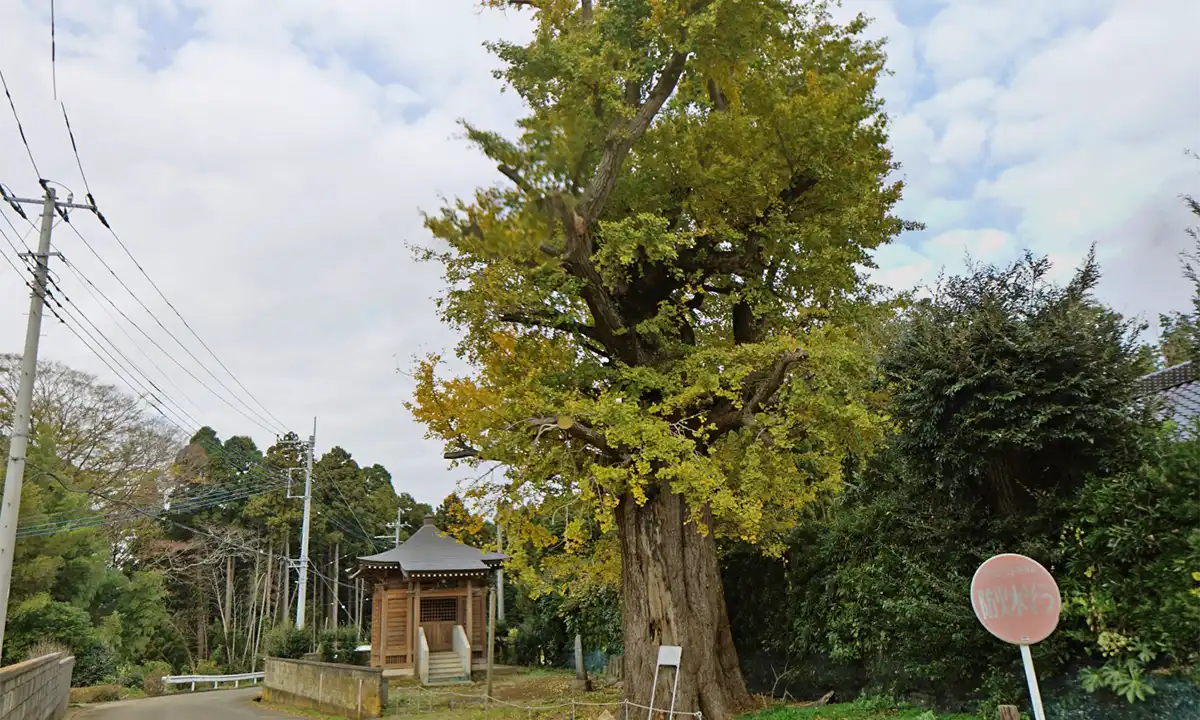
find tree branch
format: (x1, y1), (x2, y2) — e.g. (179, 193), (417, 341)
(497, 311), (605, 344)
(580, 51), (689, 224)
(525, 416), (628, 460)
(443, 416), (629, 463)
(742, 349), (806, 425)
(708, 349), (808, 434)
(498, 164), (540, 200)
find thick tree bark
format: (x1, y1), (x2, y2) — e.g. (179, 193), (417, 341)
(617, 490), (750, 720)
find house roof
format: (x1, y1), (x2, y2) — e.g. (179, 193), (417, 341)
(357, 514), (507, 576)
(1135, 361), (1200, 426)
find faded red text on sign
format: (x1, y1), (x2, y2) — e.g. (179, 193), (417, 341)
(970, 553), (1061, 645)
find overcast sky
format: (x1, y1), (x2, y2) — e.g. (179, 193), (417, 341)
(0, 0), (1197, 507)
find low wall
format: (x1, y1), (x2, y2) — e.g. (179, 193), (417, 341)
(262, 657), (386, 719)
(0, 652), (74, 720)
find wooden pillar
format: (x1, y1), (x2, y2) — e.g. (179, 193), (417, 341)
(378, 582), (387, 666)
(465, 577), (474, 648)
(411, 579), (420, 662)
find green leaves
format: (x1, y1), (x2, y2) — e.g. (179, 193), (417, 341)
(1081, 661), (1160, 703)
(413, 1), (916, 586)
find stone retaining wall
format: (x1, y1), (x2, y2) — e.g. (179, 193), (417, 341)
(263, 657), (386, 719)
(0, 652), (74, 720)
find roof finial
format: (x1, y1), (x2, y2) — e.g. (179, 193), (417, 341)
(423, 513), (436, 527)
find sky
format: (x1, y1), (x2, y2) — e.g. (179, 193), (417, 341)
(0, 0), (1197, 508)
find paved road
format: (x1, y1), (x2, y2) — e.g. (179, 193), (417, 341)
(70, 688), (290, 719)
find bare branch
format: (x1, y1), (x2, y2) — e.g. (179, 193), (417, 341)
(581, 51), (689, 224)
(498, 311), (603, 342)
(524, 416), (628, 460)
(708, 349), (808, 434)
(743, 349), (806, 425)
(498, 164), (541, 200)
(443, 416), (630, 463)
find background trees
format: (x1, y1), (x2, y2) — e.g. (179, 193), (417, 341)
(1, 356), (409, 686)
(723, 251), (1200, 716)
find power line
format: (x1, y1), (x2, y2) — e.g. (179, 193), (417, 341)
(16, 464), (290, 530)
(28, 462), (357, 625)
(56, 254), (205, 416)
(49, 1), (57, 98)
(0, 70), (289, 437)
(16, 477), (290, 537)
(0, 69), (41, 179)
(56, 101), (289, 434)
(44, 280), (204, 431)
(15, 453), (295, 535)
(329, 481), (377, 549)
(0, 249), (296, 533)
(58, 221), (283, 435)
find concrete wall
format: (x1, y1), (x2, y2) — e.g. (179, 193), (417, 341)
(0, 652), (74, 720)
(262, 657), (387, 719)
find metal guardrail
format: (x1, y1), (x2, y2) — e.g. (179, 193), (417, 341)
(162, 671), (264, 691)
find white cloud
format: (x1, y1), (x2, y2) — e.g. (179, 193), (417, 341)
(931, 117), (989, 166)
(0, 0), (1196, 520)
(0, 0), (533, 506)
(875, 0), (1199, 326)
(923, 228), (1012, 261)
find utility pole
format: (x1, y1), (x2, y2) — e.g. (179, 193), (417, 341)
(295, 418), (316, 628)
(0, 183), (92, 657)
(395, 506), (402, 546)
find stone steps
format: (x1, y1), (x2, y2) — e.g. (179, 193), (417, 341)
(426, 651), (469, 685)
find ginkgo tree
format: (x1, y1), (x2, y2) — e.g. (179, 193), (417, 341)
(408, 0), (915, 715)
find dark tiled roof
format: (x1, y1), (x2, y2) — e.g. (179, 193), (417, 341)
(1135, 361), (1200, 426)
(358, 516), (506, 574)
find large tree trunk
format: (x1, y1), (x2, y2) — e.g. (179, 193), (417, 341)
(617, 490), (750, 720)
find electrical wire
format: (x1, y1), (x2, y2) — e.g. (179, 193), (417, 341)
(44, 281), (204, 431)
(15, 463), (294, 535)
(329, 480), (377, 550)
(50, 0), (58, 100)
(56, 100), (289, 434)
(0, 251), (298, 535)
(0, 70), (288, 436)
(30, 462), (358, 624)
(43, 258), (223, 433)
(57, 254), (205, 416)
(0, 69), (42, 179)
(59, 221), (283, 435)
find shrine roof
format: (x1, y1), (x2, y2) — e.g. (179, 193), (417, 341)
(357, 514), (507, 575)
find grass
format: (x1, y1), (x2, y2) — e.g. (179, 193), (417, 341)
(383, 671), (981, 720)
(67, 684), (146, 704)
(743, 698), (979, 720)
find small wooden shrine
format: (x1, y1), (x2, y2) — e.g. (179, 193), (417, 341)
(356, 514), (506, 670)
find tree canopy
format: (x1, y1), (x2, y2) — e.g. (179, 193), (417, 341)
(408, 1), (916, 714)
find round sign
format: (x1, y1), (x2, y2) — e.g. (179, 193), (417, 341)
(970, 553), (1061, 645)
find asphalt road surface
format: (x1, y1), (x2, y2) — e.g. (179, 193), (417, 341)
(70, 688), (291, 719)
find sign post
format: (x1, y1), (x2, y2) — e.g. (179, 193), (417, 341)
(970, 554), (1061, 720)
